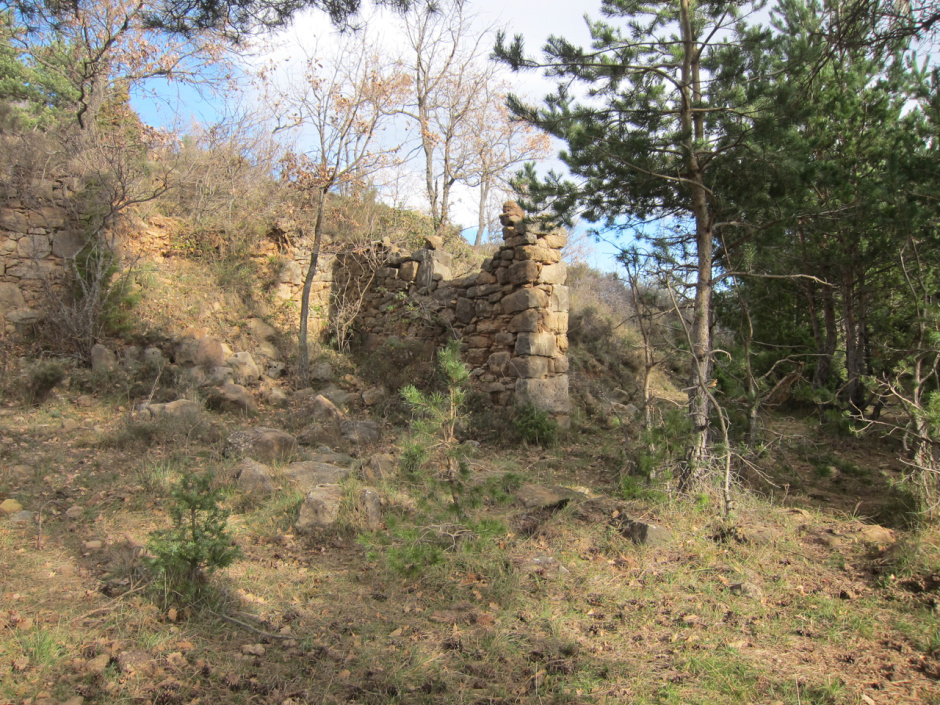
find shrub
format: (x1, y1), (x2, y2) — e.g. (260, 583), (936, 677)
(146, 469), (239, 597)
(24, 361), (66, 406)
(513, 403), (558, 447)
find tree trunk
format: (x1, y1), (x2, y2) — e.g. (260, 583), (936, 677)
(297, 190), (327, 383)
(678, 0), (714, 492)
(474, 178), (491, 247)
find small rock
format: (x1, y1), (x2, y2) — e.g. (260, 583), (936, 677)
(283, 461), (352, 492)
(75, 394), (94, 407)
(340, 419), (381, 444)
(360, 453), (396, 482)
(356, 487), (383, 530)
(729, 581), (763, 599)
(425, 235), (444, 250)
(65, 505), (83, 519)
(241, 644), (266, 656)
(235, 459), (275, 495)
(296, 421), (343, 447)
(622, 520), (672, 547)
(310, 362), (333, 382)
(262, 386), (288, 407)
(225, 427), (297, 463)
(518, 554), (570, 576)
(854, 524), (895, 544)
(245, 317), (277, 340)
(61, 418), (81, 432)
(303, 394), (344, 422)
(207, 382), (257, 415)
(90, 343), (116, 373)
(226, 351), (261, 385)
(1, 498), (23, 514)
(361, 386), (386, 406)
(515, 484), (586, 510)
(9, 510), (35, 523)
(319, 385), (354, 409)
(295, 485), (345, 532)
(85, 654), (111, 673)
(61, 697), (85, 705)
(82, 540), (104, 552)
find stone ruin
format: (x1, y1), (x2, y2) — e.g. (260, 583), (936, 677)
(0, 193), (570, 422)
(338, 202), (571, 424)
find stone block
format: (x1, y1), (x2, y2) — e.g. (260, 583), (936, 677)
(509, 260), (541, 285)
(467, 283), (502, 299)
(539, 232), (568, 249)
(502, 288), (548, 313)
(52, 230), (85, 258)
(488, 351), (511, 373)
(547, 312), (568, 333)
(515, 332), (557, 357)
(399, 260), (419, 282)
(516, 245), (561, 263)
(553, 355), (570, 374)
(556, 334), (569, 353)
(509, 309), (539, 332)
(515, 375), (570, 415)
(475, 270), (498, 285)
(508, 355), (549, 378)
(539, 262), (567, 285)
(550, 286), (570, 313)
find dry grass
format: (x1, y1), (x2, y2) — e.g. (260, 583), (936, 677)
(1, 387), (940, 705)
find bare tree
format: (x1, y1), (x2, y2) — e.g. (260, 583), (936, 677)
(398, 1), (496, 234)
(265, 33), (407, 380)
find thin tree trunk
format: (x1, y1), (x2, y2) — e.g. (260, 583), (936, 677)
(474, 178), (491, 247)
(297, 190), (327, 383)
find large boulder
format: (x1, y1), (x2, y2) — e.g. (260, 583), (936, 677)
(226, 352), (261, 385)
(234, 458), (275, 495)
(340, 419), (381, 445)
(225, 427), (297, 463)
(90, 343), (117, 373)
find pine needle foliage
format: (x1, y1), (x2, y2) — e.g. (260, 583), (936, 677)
(147, 469), (240, 597)
(400, 340), (472, 513)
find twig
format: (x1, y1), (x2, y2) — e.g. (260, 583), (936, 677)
(206, 608), (295, 640)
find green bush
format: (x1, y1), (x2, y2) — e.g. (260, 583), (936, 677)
(513, 403), (558, 447)
(146, 469), (239, 597)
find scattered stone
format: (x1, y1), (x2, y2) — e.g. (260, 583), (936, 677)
(296, 422), (342, 447)
(728, 581), (764, 599)
(318, 385), (354, 409)
(90, 343), (117, 373)
(82, 540), (104, 552)
(235, 458), (275, 495)
(283, 461), (352, 492)
(310, 362), (333, 382)
(733, 523), (777, 546)
(75, 394), (94, 407)
(262, 386), (289, 407)
(309, 450), (356, 467)
(517, 554), (570, 577)
(144, 399), (202, 418)
(356, 487), (383, 530)
(115, 649), (154, 675)
(9, 510), (35, 523)
(225, 427), (297, 463)
(515, 484), (586, 510)
(85, 654), (111, 674)
(1, 498), (23, 514)
(61, 417), (80, 432)
(65, 505), (84, 519)
(853, 524), (895, 545)
(340, 419), (381, 444)
(226, 351), (261, 385)
(207, 382), (257, 415)
(302, 394), (345, 422)
(193, 337), (226, 367)
(621, 520), (672, 547)
(295, 485), (345, 532)
(361, 386), (386, 406)
(241, 644), (266, 657)
(245, 317), (277, 340)
(424, 235), (444, 250)
(360, 453), (396, 482)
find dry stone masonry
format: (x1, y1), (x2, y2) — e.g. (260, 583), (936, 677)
(345, 202), (571, 424)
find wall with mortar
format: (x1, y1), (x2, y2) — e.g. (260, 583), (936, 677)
(339, 202), (571, 423)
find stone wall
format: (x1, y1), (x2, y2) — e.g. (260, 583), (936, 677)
(0, 193), (85, 334)
(341, 202), (571, 422)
